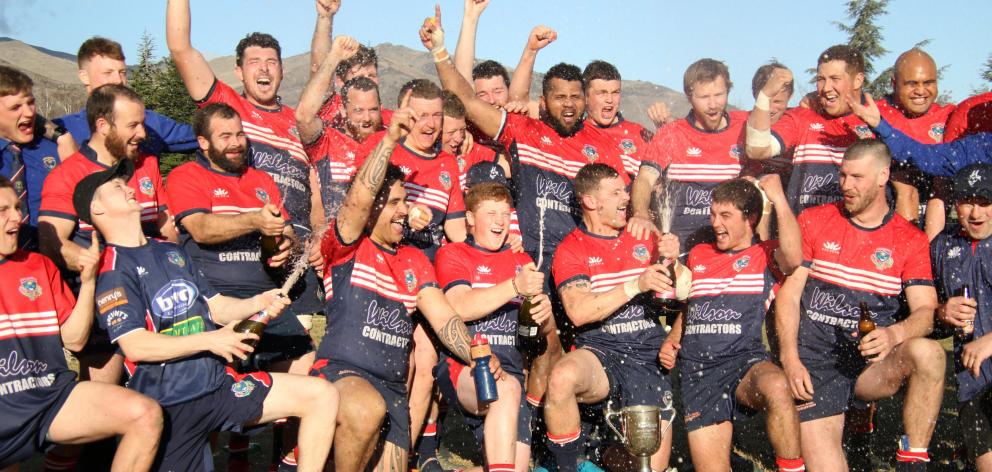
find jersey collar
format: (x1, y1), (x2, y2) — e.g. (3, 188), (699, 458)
(843, 203), (895, 232)
(398, 137), (440, 159)
(686, 110), (731, 134)
(589, 112), (625, 129)
(466, 235), (510, 253)
(578, 222), (621, 240)
(194, 151), (244, 178)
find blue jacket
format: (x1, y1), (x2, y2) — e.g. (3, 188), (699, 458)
(56, 108), (197, 156)
(874, 117), (992, 177)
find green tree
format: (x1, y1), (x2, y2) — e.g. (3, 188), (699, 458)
(983, 53), (992, 84)
(833, 0), (890, 96)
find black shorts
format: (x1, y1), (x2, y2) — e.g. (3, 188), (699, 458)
(796, 350), (867, 422)
(581, 346), (673, 409)
(155, 370), (272, 472)
(959, 384), (992, 461)
(0, 374), (77, 468)
(680, 354), (765, 432)
(434, 357), (532, 446)
(310, 359), (410, 449)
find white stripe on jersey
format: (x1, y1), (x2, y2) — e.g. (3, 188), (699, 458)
(809, 258), (901, 295)
(242, 121), (309, 165)
(403, 182), (450, 211)
(689, 274), (765, 297)
(517, 143), (584, 178)
(0, 310), (59, 339)
(667, 163), (741, 182)
(590, 268), (643, 292)
(211, 205), (263, 214)
(351, 263), (418, 311)
(792, 144), (845, 165)
(621, 155), (640, 175)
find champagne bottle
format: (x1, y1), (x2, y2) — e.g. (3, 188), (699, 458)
(471, 334), (498, 404)
(232, 310), (270, 373)
(858, 301), (877, 359)
(518, 296), (540, 339)
(957, 284), (974, 341)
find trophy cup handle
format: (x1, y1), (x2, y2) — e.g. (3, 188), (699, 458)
(603, 401), (627, 447)
(657, 390), (677, 439)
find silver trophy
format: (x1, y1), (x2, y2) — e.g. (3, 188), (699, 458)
(604, 392), (676, 472)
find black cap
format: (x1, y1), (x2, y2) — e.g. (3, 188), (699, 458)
(465, 161), (508, 188)
(72, 159), (135, 225)
(954, 164), (992, 203)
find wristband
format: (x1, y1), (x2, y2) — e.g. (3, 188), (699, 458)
(755, 91), (771, 112)
(623, 279), (642, 300)
(510, 276), (521, 296)
(432, 46), (450, 63)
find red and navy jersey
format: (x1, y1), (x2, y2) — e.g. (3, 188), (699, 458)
(198, 80), (313, 238)
(930, 227), (992, 403)
(796, 203), (932, 353)
(391, 141), (466, 259)
(0, 251), (78, 427)
(682, 240), (780, 363)
(39, 144), (167, 248)
(641, 111), (747, 249)
(552, 227), (664, 361)
(316, 92), (393, 128)
(166, 153), (287, 296)
(590, 114), (653, 180)
(305, 126), (385, 223)
(95, 240), (224, 406)
(318, 222), (438, 383)
(435, 240), (533, 375)
(876, 99), (954, 144)
(772, 107), (873, 214)
(497, 112), (629, 268)
(945, 91), (992, 141)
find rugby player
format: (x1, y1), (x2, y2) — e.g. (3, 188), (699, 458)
(582, 60), (653, 181)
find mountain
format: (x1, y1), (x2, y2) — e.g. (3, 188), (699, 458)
(0, 38), (691, 129)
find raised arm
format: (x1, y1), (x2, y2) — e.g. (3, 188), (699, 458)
(166, 0), (217, 101)
(309, 0), (340, 75)
(758, 174), (802, 275)
(745, 67), (792, 160)
(59, 233), (101, 351)
(453, 0), (489, 82)
(420, 6), (504, 138)
(297, 36), (359, 144)
(508, 26), (556, 103)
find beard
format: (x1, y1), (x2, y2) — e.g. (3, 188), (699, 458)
(540, 112), (582, 138)
(345, 116), (382, 142)
(208, 143), (248, 174)
(843, 186), (877, 215)
(105, 129), (140, 161)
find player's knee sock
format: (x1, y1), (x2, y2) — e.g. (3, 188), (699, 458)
(43, 449), (78, 472)
(895, 435), (929, 471)
(276, 446), (298, 472)
(228, 433), (251, 472)
(775, 456), (806, 472)
(487, 464), (515, 472)
(270, 418), (286, 465)
(546, 430), (581, 472)
(416, 422), (439, 464)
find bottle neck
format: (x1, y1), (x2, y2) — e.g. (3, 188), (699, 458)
(248, 310), (270, 323)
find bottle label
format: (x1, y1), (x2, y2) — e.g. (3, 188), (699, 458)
(518, 325), (538, 337)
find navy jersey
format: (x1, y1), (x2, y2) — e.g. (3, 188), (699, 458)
(931, 227), (992, 403)
(0, 135), (61, 247)
(95, 239), (224, 406)
(435, 239), (534, 374)
(318, 222), (438, 383)
(797, 203), (933, 354)
(552, 227), (664, 361)
(682, 240), (779, 363)
(56, 108), (197, 156)
(304, 126), (385, 223)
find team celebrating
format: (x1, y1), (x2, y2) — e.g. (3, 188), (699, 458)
(3, 0), (992, 471)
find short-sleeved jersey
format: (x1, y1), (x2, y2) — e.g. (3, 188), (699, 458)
(198, 80), (313, 237)
(435, 240), (534, 374)
(641, 111), (747, 250)
(95, 240), (223, 406)
(796, 203), (933, 352)
(945, 91), (992, 141)
(497, 112), (629, 268)
(56, 108), (197, 156)
(166, 153), (286, 296)
(316, 92), (393, 128)
(772, 107), (874, 214)
(0, 251), (78, 432)
(390, 141), (466, 259)
(930, 227), (992, 403)
(318, 222), (439, 383)
(591, 115), (654, 180)
(552, 227), (664, 361)
(682, 241), (779, 363)
(876, 99), (954, 144)
(0, 135), (61, 244)
(39, 145), (167, 249)
(305, 126), (385, 222)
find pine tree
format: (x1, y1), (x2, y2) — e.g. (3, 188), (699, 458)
(983, 53), (992, 85)
(833, 0), (890, 96)
(130, 31), (157, 100)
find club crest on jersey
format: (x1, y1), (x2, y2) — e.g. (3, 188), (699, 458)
(686, 147), (703, 157)
(871, 248), (893, 270)
(929, 123), (945, 142)
(166, 251), (186, 268)
(138, 177), (154, 196)
(404, 269), (417, 292)
(583, 144), (599, 162)
(231, 379), (256, 398)
(255, 188), (269, 203)
(734, 255), (751, 272)
(457, 156), (467, 171)
(620, 139), (636, 155)
(632, 244), (650, 263)
(42, 156), (57, 170)
(18, 277), (42, 301)
(729, 144), (742, 160)
(947, 246), (962, 259)
(854, 125), (873, 139)
(439, 171), (452, 190)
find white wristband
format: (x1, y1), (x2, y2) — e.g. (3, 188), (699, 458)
(432, 46), (449, 63)
(623, 279), (642, 300)
(755, 91), (771, 112)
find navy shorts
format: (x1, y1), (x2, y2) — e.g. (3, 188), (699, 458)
(959, 384), (992, 460)
(0, 373), (77, 468)
(581, 346), (672, 409)
(310, 359), (410, 449)
(796, 343), (867, 422)
(434, 356), (532, 446)
(225, 285), (314, 371)
(155, 370), (272, 472)
(680, 354), (766, 432)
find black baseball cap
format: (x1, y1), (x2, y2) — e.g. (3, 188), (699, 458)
(465, 161), (508, 188)
(72, 159), (135, 225)
(954, 163), (992, 203)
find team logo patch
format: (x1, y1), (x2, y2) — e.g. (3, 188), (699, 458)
(439, 171), (452, 190)
(213, 188), (229, 198)
(477, 265), (492, 275)
(166, 251), (186, 267)
(632, 244), (650, 263)
(96, 287), (128, 313)
(400, 165), (413, 176)
(620, 139), (636, 155)
(138, 177), (154, 196)
(870, 248), (893, 270)
(105, 310), (128, 328)
(969, 169), (983, 186)
(231, 379), (256, 398)
(729, 144), (742, 160)
(582, 144), (599, 162)
(404, 269), (417, 292)
(947, 246), (962, 259)
(18, 277), (42, 301)
(136, 266), (148, 277)
(733, 255), (751, 272)
(42, 156), (57, 170)
(255, 188), (270, 203)
(13, 180), (24, 193)
(854, 124), (873, 139)
(693, 264), (706, 273)
(457, 156), (467, 171)
(929, 123), (945, 142)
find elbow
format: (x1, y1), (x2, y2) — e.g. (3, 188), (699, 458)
(62, 334), (88, 353)
(745, 145), (770, 160)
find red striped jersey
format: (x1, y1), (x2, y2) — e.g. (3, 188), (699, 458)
(390, 141), (466, 259)
(0, 251), (77, 405)
(796, 202), (932, 350)
(876, 99), (954, 144)
(166, 154), (287, 295)
(772, 107), (873, 214)
(198, 80), (314, 237)
(589, 115), (653, 179)
(682, 240), (780, 363)
(552, 227), (664, 360)
(305, 126), (385, 223)
(318, 222), (438, 383)
(497, 112), (629, 269)
(39, 144), (167, 248)
(945, 91), (992, 141)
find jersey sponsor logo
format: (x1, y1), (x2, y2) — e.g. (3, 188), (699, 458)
(809, 123), (825, 132)
(733, 255), (751, 272)
(404, 269), (417, 292)
(947, 246), (962, 259)
(822, 241), (841, 253)
(231, 379), (256, 398)
(160, 316), (206, 337)
(805, 285), (858, 329)
(693, 264), (706, 273)
(18, 277), (41, 301)
(213, 188), (230, 198)
(42, 156), (57, 170)
(167, 251), (186, 268)
(871, 248), (893, 270)
(853, 124), (873, 139)
(152, 280), (199, 319)
(686, 147), (702, 157)
(620, 139), (636, 155)
(476, 265), (492, 275)
(632, 244), (650, 263)
(929, 123), (945, 142)
(588, 256), (603, 266)
(729, 144), (742, 160)
(541, 136), (553, 145)
(138, 177), (154, 196)
(0, 351), (49, 378)
(105, 309), (128, 328)
(439, 171), (453, 190)
(969, 169), (983, 186)
(582, 144), (599, 162)
(96, 288), (128, 314)
(254, 188), (270, 204)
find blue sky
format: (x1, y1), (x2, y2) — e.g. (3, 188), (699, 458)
(3, 1), (990, 108)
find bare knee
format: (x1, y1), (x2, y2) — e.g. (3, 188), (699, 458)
(759, 370), (794, 410)
(547, 363), (580, 403)
(338, 383), (386, 434)
(126, 394), (163, 435)
(904, 338), (945, 377)
(302, 379), (340, 415)
(497, 375), (522, 403)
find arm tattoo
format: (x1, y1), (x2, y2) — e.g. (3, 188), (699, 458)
(564, 280), (590, 292)
(438, 316), (473, 364)
(359, 138), (396, 193)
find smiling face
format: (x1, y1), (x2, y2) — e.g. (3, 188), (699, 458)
(406, 96), (443, 154)
(441, 115), (467, 156)
(540, 78), (585, 136)
(99, 99), (146, 161)
(816, 60), (864, 118)
(342, 87), (382, 141)
(370, 181), (409, 247)
(235, 46), (283, 107)
(957, 197), (992, 240)
(688, 76), (729, 131)
(0, 186), (20, 257)
(199, 115), (248, 174)
(474, 75), (509, 108)
(467, 198), (512, 250)
(585, 78), (621, 127)
(893, 55), (938, 117)
(0, 90), (36, 144)
(710, 201), (753, 251)
(585, 175), (629, 230)
(91, 177), (141, 229)
(839, 156), (887, 216)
